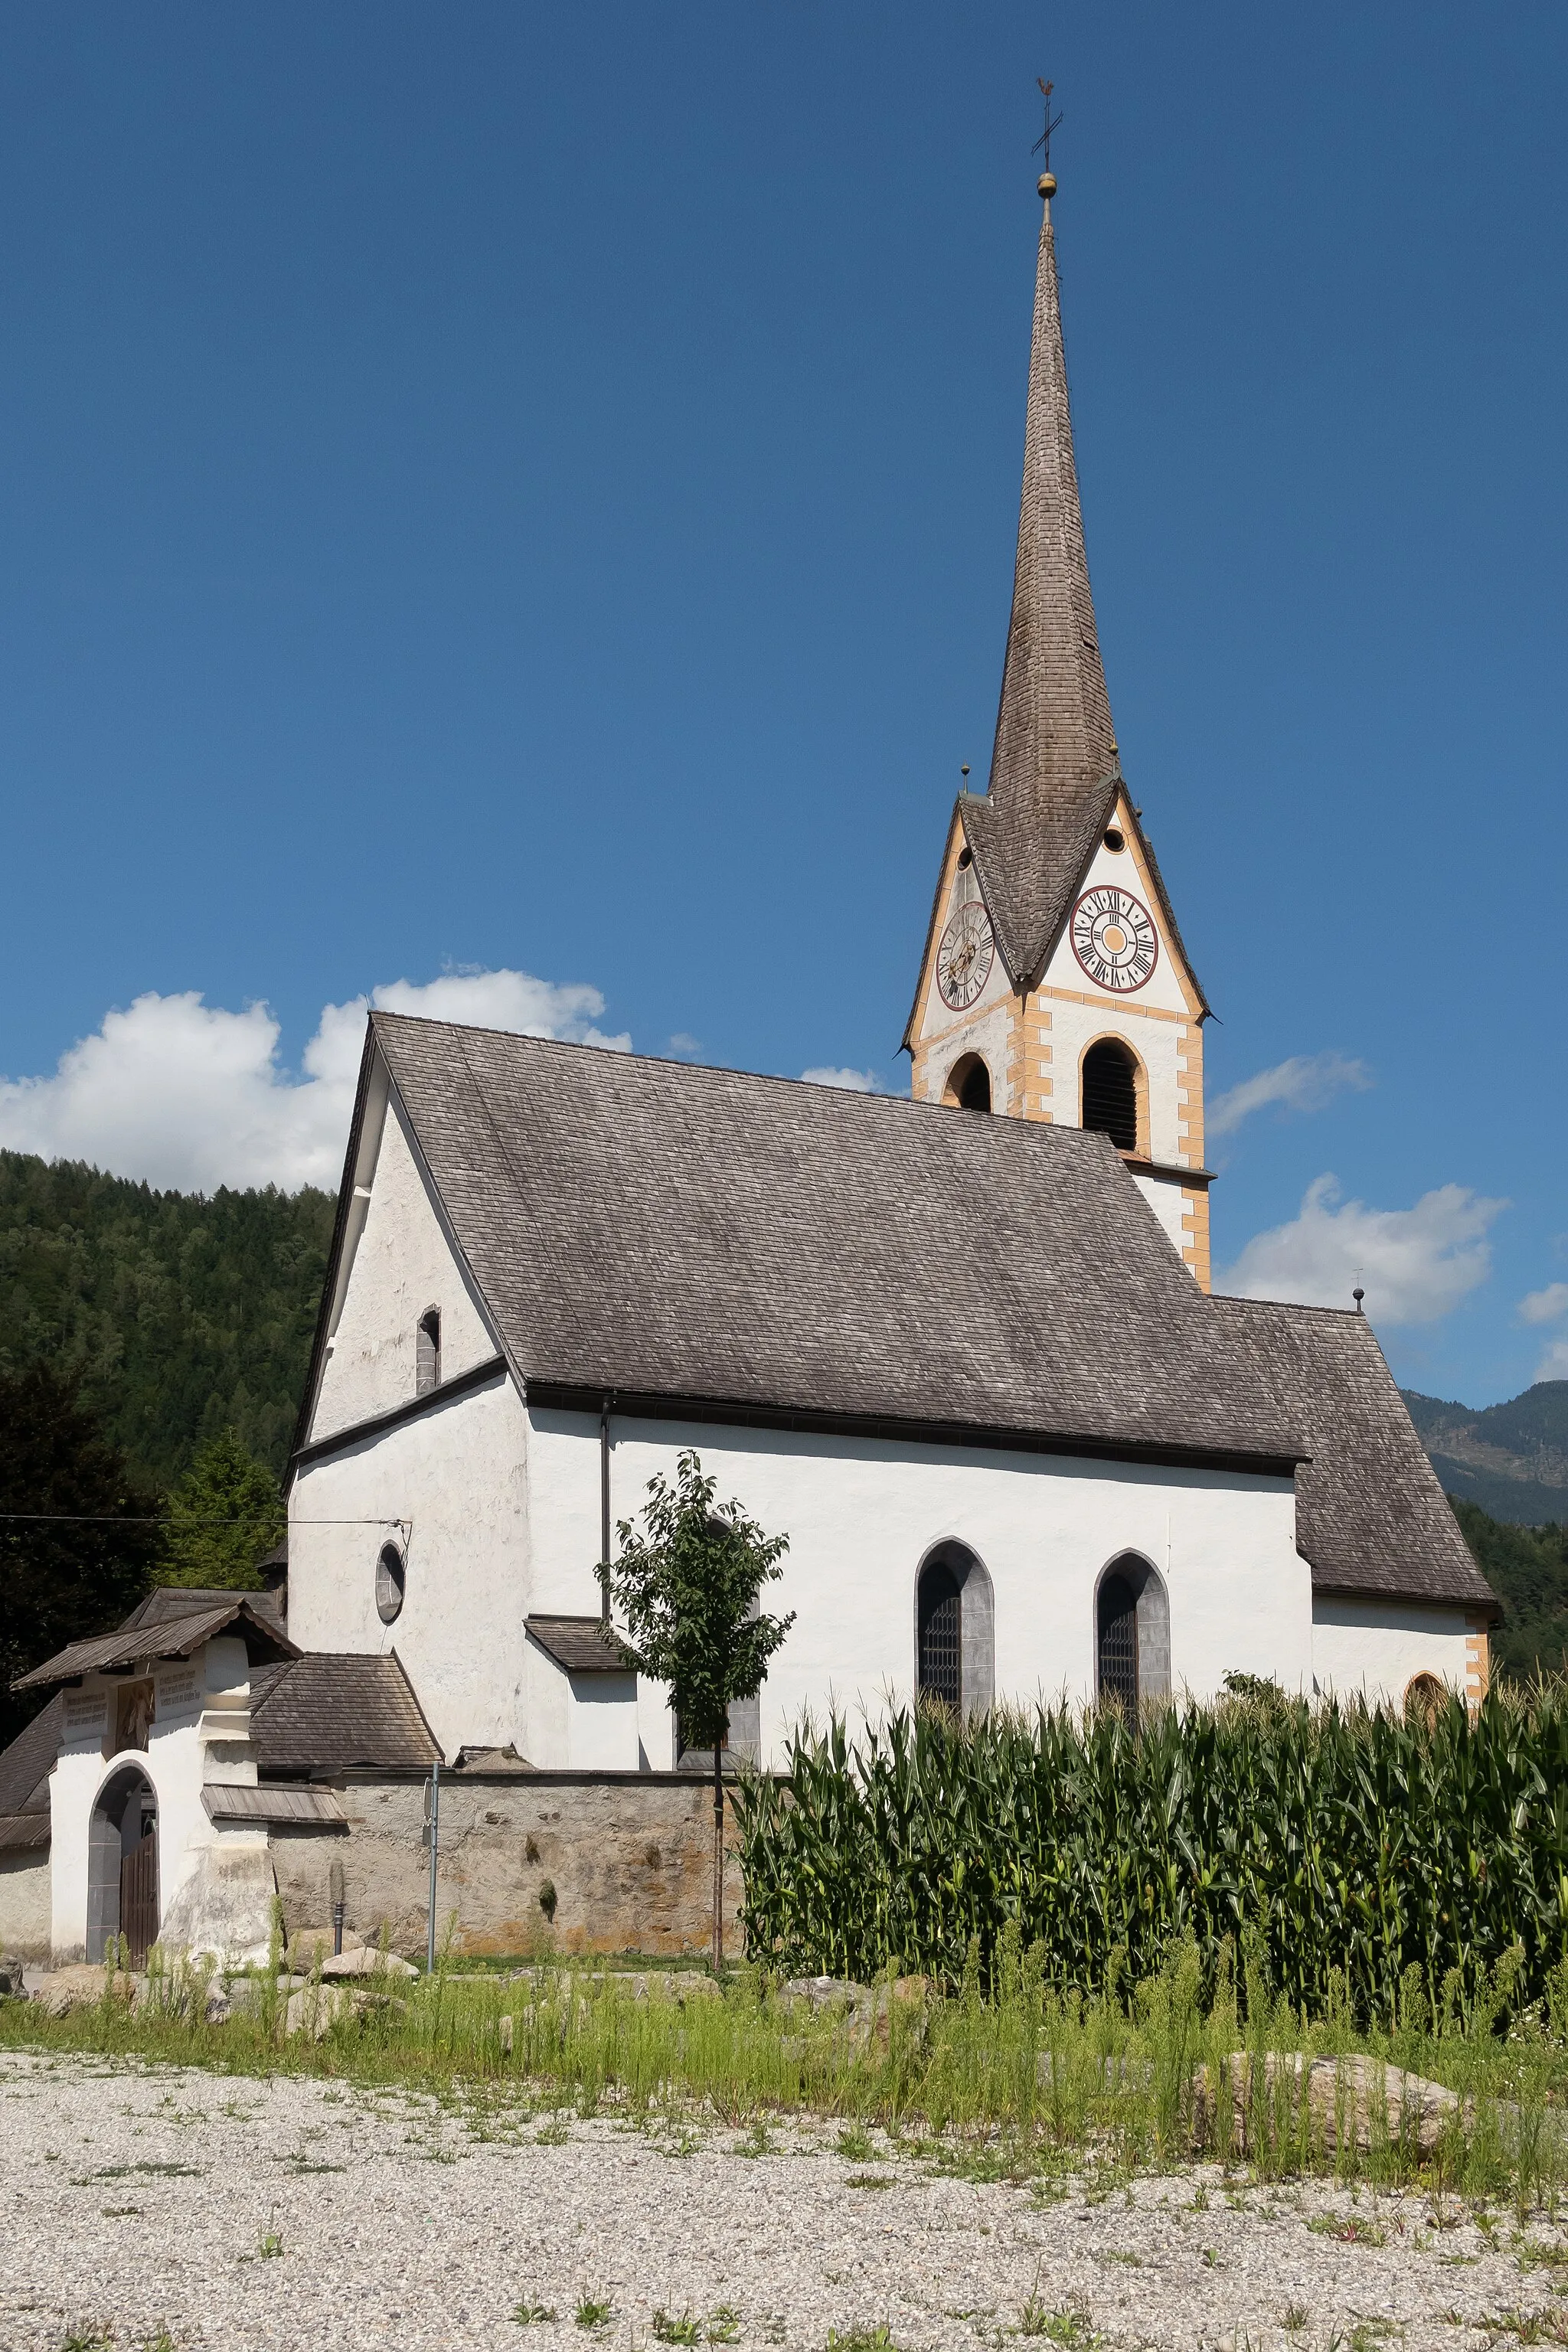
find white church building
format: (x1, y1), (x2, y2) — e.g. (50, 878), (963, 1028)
(2, 162), (1495, 1967)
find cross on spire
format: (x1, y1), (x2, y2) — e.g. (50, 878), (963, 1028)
(1032, 77), (1063, 178)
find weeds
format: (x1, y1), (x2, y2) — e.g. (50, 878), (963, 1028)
(512, 2305), (558, 2326)
(574, 2297), (614, 2329)
(653, 2316), (701, 2345)
(256, 2224), (284, 2259)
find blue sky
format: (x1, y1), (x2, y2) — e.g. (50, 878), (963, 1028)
(0, 4), (1563, 1409)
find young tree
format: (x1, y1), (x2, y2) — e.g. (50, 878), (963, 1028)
(598, 1450), (793, 1970)
(157, 1426), (283, 1590)
(0, 1362), (162, 1749)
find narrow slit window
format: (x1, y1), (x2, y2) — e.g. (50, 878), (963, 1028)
(416, 1308), (441, 1396)
(375, 1542), (406, 1625)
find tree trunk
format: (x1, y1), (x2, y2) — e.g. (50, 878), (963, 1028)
(711, 1740), (724, 1975)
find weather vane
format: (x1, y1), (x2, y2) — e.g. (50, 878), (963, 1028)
(1032, 77), (1062, 175)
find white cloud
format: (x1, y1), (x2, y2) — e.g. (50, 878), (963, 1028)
(1218, 1173), (1506, 1326)
(1208, 1050), (1372, 1140)
(1519, 1282), (1568, 1326)
(667, 1034), (704, 1058)
(0, 968), (629, 1194)
(801, 1066), (878, 1093)
(1537, 1336), (1568, 1381)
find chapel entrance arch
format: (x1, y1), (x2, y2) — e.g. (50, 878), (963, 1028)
(87, 1764), (159, 1965)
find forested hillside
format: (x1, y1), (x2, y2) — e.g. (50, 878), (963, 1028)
(0, 1150), (333, 1486)
(1403, 1381), (1568, 1524)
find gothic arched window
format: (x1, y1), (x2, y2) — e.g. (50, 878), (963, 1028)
(1081, 1039), (1138, 1152)
(1095, 1554), (1170, 1712)
(916, 1557), (963, 1711)
(416, 1308), (441, 1396)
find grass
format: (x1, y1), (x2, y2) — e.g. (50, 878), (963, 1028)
(574, 2296), (614, 2329)
(5, 1929), (1568, 2205)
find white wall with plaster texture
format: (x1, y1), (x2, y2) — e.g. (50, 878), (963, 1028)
(1312, 1599), (1475, 1703)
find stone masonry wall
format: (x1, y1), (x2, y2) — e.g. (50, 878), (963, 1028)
(0, 1850), (52, 1960)
(267, 1773), (743, 1959)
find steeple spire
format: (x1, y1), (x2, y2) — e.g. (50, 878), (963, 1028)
(962, 167), (1120, 986)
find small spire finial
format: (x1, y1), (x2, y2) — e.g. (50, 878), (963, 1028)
(1352, 1286), (1365, 1313)
(1033, 75), (1062, 196)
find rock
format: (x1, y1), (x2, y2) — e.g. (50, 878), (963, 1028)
(283, 1984), (409, 2040)
(319, 1947), (418, 1981)
(288, 1926), (367, 1970)
(1222, 2053), (1460, 2158)
(779, 1975), (872, 2014)
(29, 1964), (138, 2017)
(498, 2013), (514, 2054)
(224, 1975), (307, 2020)
(0, 1954), (29, 1997)
(204, 1987), (232, 2025)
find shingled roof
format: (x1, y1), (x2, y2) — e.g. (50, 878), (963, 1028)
(1212, 1297), (1499, 1617)
(354, 1013), (1301, 1472)
(926, 179), (1205, 1010)
(13, 1595), (298, 1693)
(249, 1652), (440, 1775)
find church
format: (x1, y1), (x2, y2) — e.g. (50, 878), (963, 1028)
(2, 163), (1496, 1968)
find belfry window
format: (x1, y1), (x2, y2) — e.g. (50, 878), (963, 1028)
(916, 1557), (963, 1710)
(416, 1308), (441, 1396)
(943, 1053), (991, 1114)
(1081, 1039), (1138, 1152)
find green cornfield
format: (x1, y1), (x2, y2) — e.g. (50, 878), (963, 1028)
(733, 1687), (1568, 2027)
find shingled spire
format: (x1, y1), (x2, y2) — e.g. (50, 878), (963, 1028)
(961, 170), (1120, 985)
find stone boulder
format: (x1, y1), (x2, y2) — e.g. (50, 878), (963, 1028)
(283, 1982), (408, 2040)
(28, 1964), (139, 2017)
(320, 1946), (419, 1981)
(1223, 2053), (1460, 2158)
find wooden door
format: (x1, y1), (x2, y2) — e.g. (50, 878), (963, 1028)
(120, 1828), (158, 1965)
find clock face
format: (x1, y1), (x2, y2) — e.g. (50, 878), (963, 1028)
(936, 900), (995, 1010)
(1070, 885), (1158, 993)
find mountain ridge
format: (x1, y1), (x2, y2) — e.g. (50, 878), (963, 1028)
(1400, 1381), (1568, 1527)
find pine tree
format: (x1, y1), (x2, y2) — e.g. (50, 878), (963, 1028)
(156, 1426), (283, 1591)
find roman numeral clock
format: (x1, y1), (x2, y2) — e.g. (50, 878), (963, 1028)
(1070, 885), (1158, 994)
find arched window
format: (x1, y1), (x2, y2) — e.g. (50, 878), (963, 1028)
(915, 1543), (995, 1717)
(416, 1308), (441, 1396)
(942, 1053), (991, 1114)
(375, 1541), (406, 1625)
(1095, 1553), (1170, 1711)
(1081, 1039), (1138, 1152)
(1404, 1671), (1445, 1726)
(917, 1557), (962, 1709)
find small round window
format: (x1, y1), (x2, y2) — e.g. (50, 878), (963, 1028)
(375, 1542), (406, 1625)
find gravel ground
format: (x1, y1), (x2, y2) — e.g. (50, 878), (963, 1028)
(2, 2050), (1563, 2352)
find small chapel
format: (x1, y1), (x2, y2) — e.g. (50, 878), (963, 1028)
(2, 161), (1497, 1968)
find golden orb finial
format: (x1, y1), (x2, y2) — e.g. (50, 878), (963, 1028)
(1037, 172), (1056, 199)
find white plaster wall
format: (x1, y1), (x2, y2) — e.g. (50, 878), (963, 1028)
(920, 1000), (1015, 1110)
(568, 1676), (641, 1770)
(528, 1408), (1306, 1768)
(47, 1638), (271, 1963)
(311, 1088), (498, 1443)
(0, 1851), (51, 1957)
(1312, 1599), (1475, 1705)
(289, 1374), (532, 1762)
(1132, 1171), (1191, 1256)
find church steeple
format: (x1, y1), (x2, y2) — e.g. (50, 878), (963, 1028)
(905, 142), (1214, 1292)
(960, 169), (1120, 987)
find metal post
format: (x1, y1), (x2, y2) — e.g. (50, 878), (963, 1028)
(599, 1396), (612, 1622)
(425, 1758), (440, 1975)
(330, 1857), (345, 1957)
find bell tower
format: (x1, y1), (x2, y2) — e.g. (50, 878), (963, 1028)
(903, 155), (1213, 1288)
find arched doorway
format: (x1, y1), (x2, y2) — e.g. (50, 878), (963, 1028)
(942, 1053), (992, 1113)
(87, 1765), (158, 1965)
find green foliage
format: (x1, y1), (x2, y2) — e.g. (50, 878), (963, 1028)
(1450, 1498), (1568, 1683)
(0, 1148), (333, 1485)
(0, 1361), (162, 1746)
(598, 1451), (794, 1753)
(733, 1687), (1568, 2026)
(155, 1426), (282, 1590)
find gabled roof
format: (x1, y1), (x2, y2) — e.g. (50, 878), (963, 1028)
(351, 1012), (1302, 1472)
(12, 1595), (299, 1693)
(1211, 1296), (1499, 1618)
(249, 1652), (441, 1774)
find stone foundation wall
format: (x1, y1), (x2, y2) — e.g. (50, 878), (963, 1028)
(267, 1772), (743, 1959)
(0, 1848), (53, 1960)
